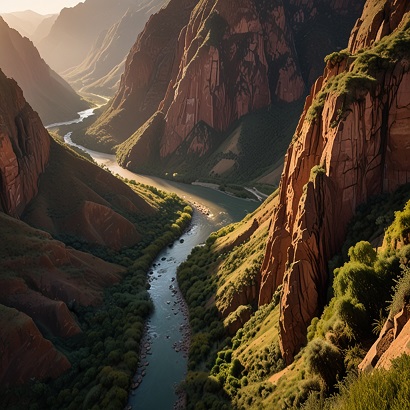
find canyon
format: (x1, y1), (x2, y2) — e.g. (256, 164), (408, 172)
(88, 0), (364, 185)
(0, 0), (409, 408)
(0, 66), (159, 387)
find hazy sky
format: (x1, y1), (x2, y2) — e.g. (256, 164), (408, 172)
(0, 1), (83, 14)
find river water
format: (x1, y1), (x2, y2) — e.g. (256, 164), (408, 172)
(48, 109), (260, 410)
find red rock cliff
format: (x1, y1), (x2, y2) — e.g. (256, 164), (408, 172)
(159, 0), (305, 157)
(259, 0), (410, 364)
(90, 0), (363, 161)
(88, 0), (198, 147)
(156, 0), (364, 158)
(0, 69), (50, 217)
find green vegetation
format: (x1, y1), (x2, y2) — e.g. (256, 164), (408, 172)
(0, 173), (192, 409)
(302, 354), (410, 410)
(307, 20), (410, 122)
(175, 193), (290, 408)
(176, 180), (410, 409)
(116, 111), (165, 169)
(111, 99), (303, 193)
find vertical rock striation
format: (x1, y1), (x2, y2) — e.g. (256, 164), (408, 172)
(259, 0), (410, 364)
(87, 0), (198, 146)
(90, 0), (363, 168)
(0, 69), (50, 217)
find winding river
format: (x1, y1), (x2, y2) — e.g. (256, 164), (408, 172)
(48, 108), (260, 409)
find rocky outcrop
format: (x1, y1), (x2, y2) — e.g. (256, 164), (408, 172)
(0, 17), (88, 124)
(0, 69), (50, 217)
(348, 0), (409, 53)
(259, 0), (410, 364)
(360, 304), (410, 371)
(63, 2), (167, 96)
(0, 305), (71, 387)
(88, 0), (197, 148)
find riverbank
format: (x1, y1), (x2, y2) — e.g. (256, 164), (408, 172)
(47, 105), (259, 409)
(192, 181), (269, 202)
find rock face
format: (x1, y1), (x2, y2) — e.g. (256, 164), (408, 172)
(88, 0), (197, 147)
(259, 0), (410, 364)
(0, 69), (50, 217)
(359, 304), (410, 371)
(158, 0), (286, 157)
(0, 17), (88, 124)
(91, 0), (363, 173)
(63, 2), (167, 96)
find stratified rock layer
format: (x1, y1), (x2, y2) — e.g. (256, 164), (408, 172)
(259, 0), (410, 364)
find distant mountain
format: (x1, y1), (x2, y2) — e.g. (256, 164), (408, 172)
(63, 1), (168, 97)
(0, 10), (52, 38)
(31, 14), (58, 45)
(38, 0), (166, 74)
(0, 17), (88, 124)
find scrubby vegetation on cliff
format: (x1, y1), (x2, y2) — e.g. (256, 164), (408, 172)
(177, 181), (410, 409)
(308, 18), (410, 122)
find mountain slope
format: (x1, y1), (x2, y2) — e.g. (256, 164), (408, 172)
(0, 10), (51, 38)
(0, 67), (129, 385)
(175, 2), (410, 407)
(63, 1), (168, 97)
(0, 65), (191, 392)
(0, 17), (88, 124)
(31, 14), (58, 45)
(86, 0), (198, 147)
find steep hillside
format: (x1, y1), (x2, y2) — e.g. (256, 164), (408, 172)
(86, 0), (198, 147)
(0, 62), (191, 399)
(259, 0), (410, 364)
(0, 68), (50, 217)
(86, 0), (363, 186)
(0, 18), (88, 124)
(37, 0), (159, 73)
(63, 1), (168, 97)
(31, 14), (58, 45)
(0, 213), (124, 387)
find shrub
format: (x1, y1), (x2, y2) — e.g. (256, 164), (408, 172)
(305, 339), (344, 390)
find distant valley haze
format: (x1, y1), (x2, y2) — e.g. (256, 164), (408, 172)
(0, 0), (83, 14)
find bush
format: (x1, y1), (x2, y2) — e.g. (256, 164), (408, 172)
(305, 339), (344, 390)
